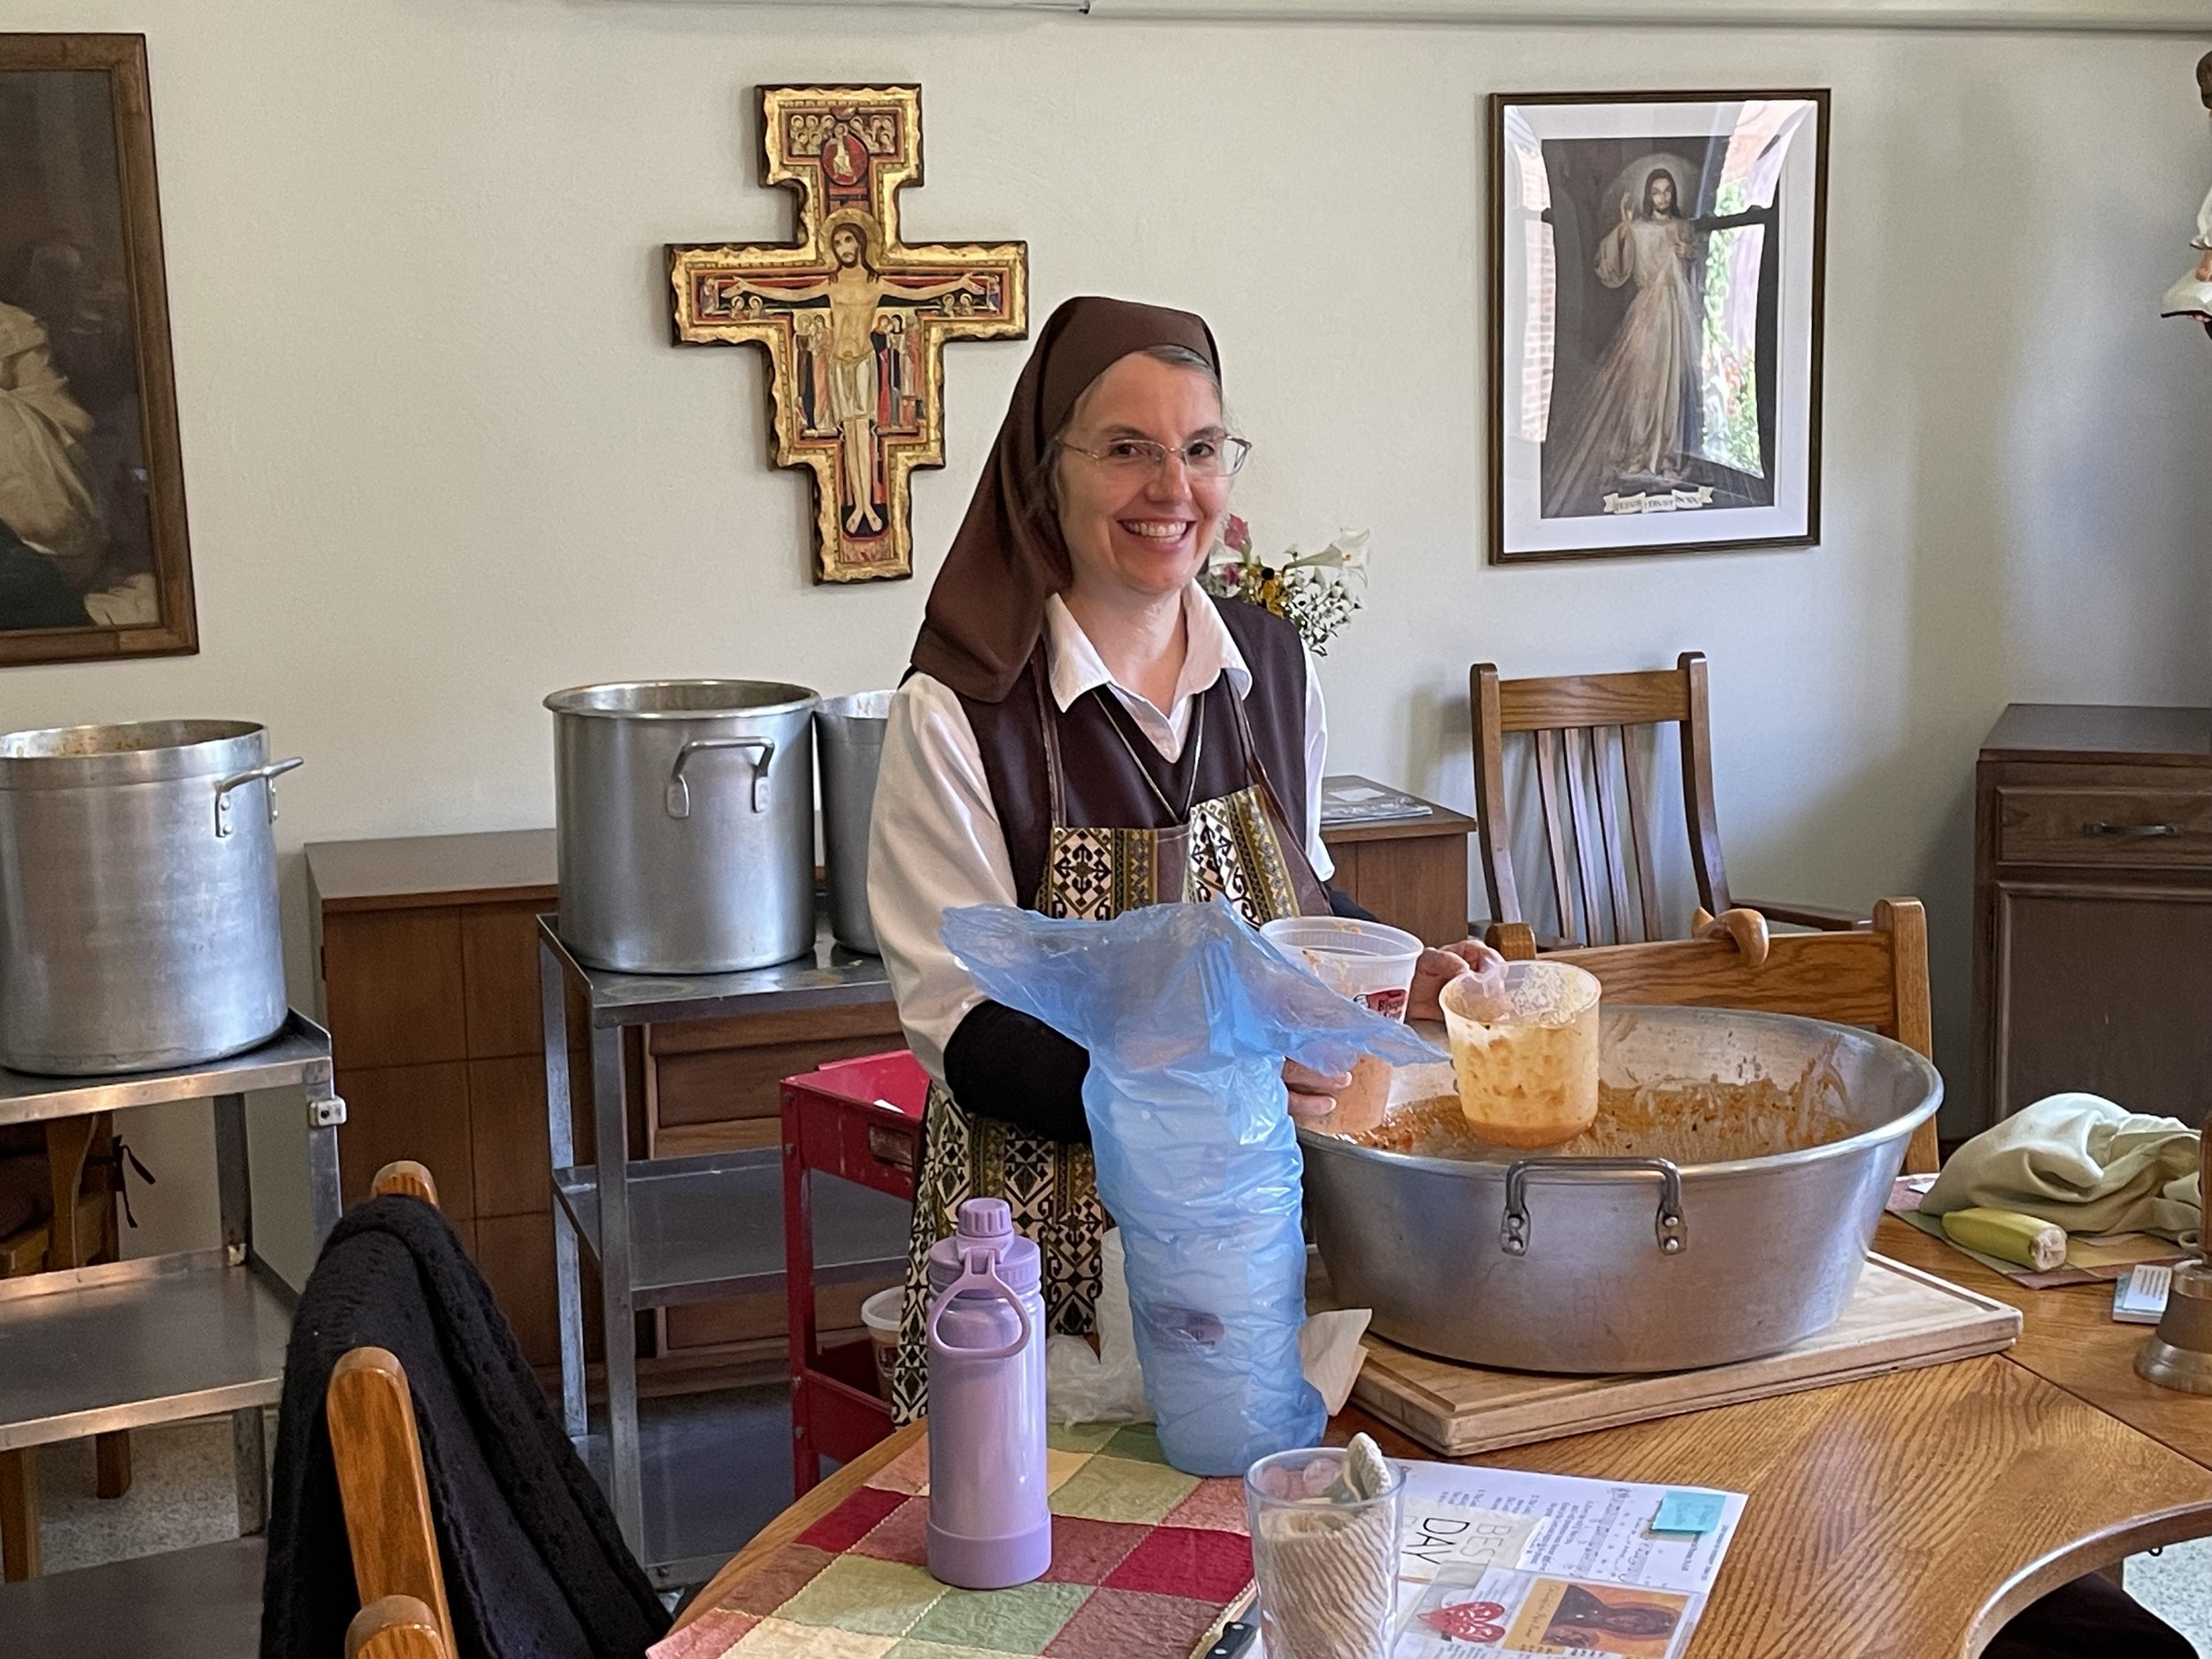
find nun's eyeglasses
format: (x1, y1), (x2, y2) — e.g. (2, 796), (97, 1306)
(1057, 435), (1253, 478)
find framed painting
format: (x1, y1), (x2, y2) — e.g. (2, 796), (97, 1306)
(0, 34), (196, 663)
(1489, 90), (1829, 565)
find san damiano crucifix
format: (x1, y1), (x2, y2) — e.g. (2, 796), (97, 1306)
(669, 85), (1029, 583)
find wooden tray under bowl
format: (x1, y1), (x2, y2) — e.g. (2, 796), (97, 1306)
(1351, 1253), (2021, 1457)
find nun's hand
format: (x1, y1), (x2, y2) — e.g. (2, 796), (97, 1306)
(1282, 1059), (1351, 1122)
(1409, 941), (1509, 1023)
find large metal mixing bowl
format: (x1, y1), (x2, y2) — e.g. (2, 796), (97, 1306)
(1300, 1005), (1941, 1373)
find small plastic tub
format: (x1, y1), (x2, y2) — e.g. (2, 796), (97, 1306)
(1440, 960), (1602, 1147)
(1261, 917), (1425, 1135)
(861, 1285), (904, 1398)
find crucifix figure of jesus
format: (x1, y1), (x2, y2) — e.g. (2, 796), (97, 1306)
(670, 85), (1029, 582)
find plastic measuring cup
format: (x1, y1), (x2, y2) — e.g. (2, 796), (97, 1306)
(1259, 917), (1425, 1134)
(1439, 959), (1601, 1147)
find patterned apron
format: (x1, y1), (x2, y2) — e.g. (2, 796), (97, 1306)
(888, 666), (1328, 1423)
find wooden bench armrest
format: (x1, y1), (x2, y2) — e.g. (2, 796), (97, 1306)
(1481, 920), (1539, 959)
(1732, 898), (1866, 932)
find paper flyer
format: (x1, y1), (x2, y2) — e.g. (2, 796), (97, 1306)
(1386, 1460), (1745, 1658)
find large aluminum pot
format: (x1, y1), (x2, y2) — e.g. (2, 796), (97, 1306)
(0, 720), (302, 1075)
(816, 691), (892, 955)
(547, 680), (818, 973)
(1301, 1006), (1941, 1373)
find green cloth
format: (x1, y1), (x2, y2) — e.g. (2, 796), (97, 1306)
(1922, 1092), (2200, 1244)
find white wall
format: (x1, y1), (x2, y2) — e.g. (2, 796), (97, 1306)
(9, 2), (2212, 1246)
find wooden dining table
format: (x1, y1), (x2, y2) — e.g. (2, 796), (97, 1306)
(672, 1217), (2212, 1658)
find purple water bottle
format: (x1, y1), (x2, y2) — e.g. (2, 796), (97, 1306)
(925, 1197), (1050, 1589)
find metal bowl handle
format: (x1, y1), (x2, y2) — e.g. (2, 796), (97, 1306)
(665, 736), (774, 818)
(1501, 1156), (1687, 1258)
(212, 757), (305, 840)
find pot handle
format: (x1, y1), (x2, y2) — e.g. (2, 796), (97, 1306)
(1501, 1156), (1686, 1258)
(213, 757), (306, 840)
(665, 736), (774, 818)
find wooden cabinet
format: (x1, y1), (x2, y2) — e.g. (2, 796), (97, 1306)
(307, 833), (590, 1371)
(1322, 795), (1477, 946)
(1972, 705), (2212, 1132)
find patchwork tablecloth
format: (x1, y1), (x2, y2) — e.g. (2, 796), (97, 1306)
(655, 1422), (1254, 1659)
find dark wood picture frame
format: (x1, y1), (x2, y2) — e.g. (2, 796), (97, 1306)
(0, 33), (196, 664)
(1487, 88), (1830, 565)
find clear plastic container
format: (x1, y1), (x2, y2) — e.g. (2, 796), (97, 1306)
(1439, 960), (1601, 1147)
(861, 1285), (903, 1400)
(1245, 1444), (1405, 1659)
(1260, 917), (1425, 1135)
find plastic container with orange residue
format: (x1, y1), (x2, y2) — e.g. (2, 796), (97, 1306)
(1439, 960), (1601, 1147)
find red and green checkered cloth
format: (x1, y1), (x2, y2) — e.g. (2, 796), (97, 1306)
(654, 1422), (1254, 1659)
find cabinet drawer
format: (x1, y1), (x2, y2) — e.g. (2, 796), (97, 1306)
(1995, 787), (2212, 866)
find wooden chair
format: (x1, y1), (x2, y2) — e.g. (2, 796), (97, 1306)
(1471, 652), (1864, 947)
(0, 1116), (135, 1581)
(1489, 897), (1941, 1175)
(330, 1160), (456, 1659)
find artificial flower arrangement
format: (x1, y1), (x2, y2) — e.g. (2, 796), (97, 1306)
(1198, 514), (1370, 655)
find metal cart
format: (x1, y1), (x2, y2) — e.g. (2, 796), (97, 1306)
(536, 916), (912, 1588)
(780, 1049), (926, 1496)
(0, 1012), (344, 1650)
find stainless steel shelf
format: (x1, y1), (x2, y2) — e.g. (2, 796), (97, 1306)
(538, 914), (891, 1027)
(0, 1010), (337, 1127)
(0, 1250), (294, 1452)
(0, 1534), (265, 1659)
(574, 1384), (796, 1591)
(553, 1148), (910, 1309)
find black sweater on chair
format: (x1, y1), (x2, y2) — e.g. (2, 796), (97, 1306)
(259, 1195), (668, 1659)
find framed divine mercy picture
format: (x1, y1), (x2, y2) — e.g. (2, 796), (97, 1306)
(1489, 90), (1829, 564)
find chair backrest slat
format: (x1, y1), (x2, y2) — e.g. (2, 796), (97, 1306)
(1621, 724), (1664, 942)
(329, 1349), (454, 1656)
(329, 1162), (458, 1659)
(1532, 728), (1578, 941)
(1591, 727), (1639, 943)
(1562, 727), (1607, 946)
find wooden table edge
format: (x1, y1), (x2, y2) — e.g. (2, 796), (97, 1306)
(1964, 1500), (2212, 1655)
(673, 1421), (924, 1630)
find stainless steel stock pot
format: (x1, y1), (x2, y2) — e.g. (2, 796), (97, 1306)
(1300, 1005), (1942, 1373)
(547, 680), (818, 973)
(0, 719), (301, 1075)
(815, 690), (893, 956)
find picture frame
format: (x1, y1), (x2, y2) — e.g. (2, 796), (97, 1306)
(1488, 89), (1829, 565)
(0, 33), (196, 664)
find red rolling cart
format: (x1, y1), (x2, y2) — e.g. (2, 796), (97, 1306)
(780, 1049), (927, 1495)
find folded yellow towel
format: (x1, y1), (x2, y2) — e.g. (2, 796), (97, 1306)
(1921, 1093), (2200, 1244)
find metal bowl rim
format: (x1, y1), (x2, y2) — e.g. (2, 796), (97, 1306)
(543, 679), (819, 719)
(1299, 1004), (1942, 1181)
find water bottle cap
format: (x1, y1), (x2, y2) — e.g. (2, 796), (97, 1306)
(957, 1198), (1013, 1241)
(927, 1202), (1040, 1294)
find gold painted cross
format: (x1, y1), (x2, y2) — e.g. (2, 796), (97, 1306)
(670, 85), (1029, 584)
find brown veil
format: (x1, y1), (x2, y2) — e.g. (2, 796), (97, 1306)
(909, 296), (1220, 703)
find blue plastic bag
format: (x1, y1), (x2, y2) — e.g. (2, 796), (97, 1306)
(942, 896), (1443, 1476)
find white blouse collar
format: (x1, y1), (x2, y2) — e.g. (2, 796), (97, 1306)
(1041, 585), (1252, 719)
